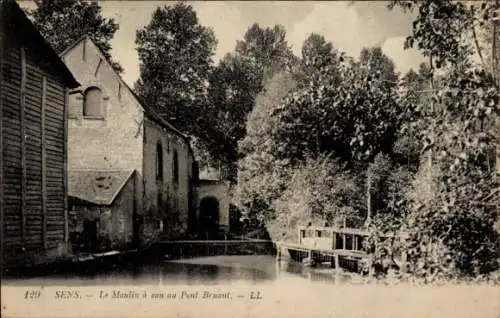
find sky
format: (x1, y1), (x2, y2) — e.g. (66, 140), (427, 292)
(21, 1), (425, 86)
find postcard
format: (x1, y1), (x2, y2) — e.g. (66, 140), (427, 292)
(1, 1), (499, 317)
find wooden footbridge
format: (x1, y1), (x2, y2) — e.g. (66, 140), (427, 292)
(276, 226), (406, 273)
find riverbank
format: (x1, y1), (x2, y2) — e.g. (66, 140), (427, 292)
(1, 249), (145, 279)
(1, 238), (276, 279)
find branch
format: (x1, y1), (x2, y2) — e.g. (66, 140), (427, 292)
(471, 7), (486, 68)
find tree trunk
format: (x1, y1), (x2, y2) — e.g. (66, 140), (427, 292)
(366, 173), (371, 226)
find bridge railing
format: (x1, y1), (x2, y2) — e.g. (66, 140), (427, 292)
(297, 225), (396, 253)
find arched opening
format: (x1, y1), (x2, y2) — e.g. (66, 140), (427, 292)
(83, 86), (102, 117)
(156, 141), (163, 181)
(199, 196), (220, 239)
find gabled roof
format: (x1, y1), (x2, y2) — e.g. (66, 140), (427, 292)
(68, 169), (135, 206)
(0, 0), (79, 88)
(59, 35), (190, 143)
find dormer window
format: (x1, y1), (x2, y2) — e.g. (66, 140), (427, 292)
(83, 86), (103, 118)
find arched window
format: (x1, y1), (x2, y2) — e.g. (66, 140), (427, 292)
(83, 87), (102, 117)
(156, 141), (163, 181)
(173, 150), (179, 184)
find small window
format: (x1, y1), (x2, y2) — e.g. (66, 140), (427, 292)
(156, 142), (163, 181)
(83, 87), (103, 117)
(157, 192), (162, 209)
(173, 150), (179, 184)
(316, 230), (322, 238)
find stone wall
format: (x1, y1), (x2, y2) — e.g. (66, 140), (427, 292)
(62, 38), (147, 239)
(143, 117), (194, 239)
(68, 174), (135, 251)
(197, 180), (231, 231)
(62, 38), (144, 175)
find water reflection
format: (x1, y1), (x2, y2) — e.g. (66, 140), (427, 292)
(3, 255), (357, 286)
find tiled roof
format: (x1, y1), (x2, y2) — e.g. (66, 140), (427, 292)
(68, 169), (135, 205)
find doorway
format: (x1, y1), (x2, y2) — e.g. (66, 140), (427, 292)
(83, 219), (99, 251)
(199, 197), (220, 239)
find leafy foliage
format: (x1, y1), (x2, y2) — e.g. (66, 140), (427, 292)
(28, 0), (123, 73)
(269, 50), (403, 166)
(236, 71), (298, 226)
(269, 156), (363, 242)
(389, 0), (499, 280)
(135, 2), (217, 139)
(206, 24), (297, 179)
(237, 40), (407, 239)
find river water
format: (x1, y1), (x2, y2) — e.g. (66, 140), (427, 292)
(4, 255), (356, 286)
(2, 255), (498, 318)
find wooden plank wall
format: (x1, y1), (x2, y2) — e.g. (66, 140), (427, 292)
(2, 42), (23, 250)
(0, 28), (4, 259)
(1, 39), (67, 254)
(44, 71), (66, 247)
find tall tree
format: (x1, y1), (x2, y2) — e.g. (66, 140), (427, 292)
(389, 0), (499, 280)
(392, 63), (432, 167)
(234, 23), (297, 81)
(298, 33), (340, 84)
(135, 2), (217, 138)
(301, 33), (337, 67)
(360, 46), (399, 89)
(28, 0), (123, 73)
(207, 23), (296, 180)
(237, 45), (405, 235)
(267, 52), (403, 167)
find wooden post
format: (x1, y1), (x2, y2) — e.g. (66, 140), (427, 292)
(428, 54), (435, 169)
(0, 35), (3, 258)
(63, 87), (69, 245)
(401, 250), (408, 273)
(82, 38), (86, 61)
(342, 234), (346, 250)
(366, 173), (371, 226)
(20, 47), (27, 246)
(41, 76), (47, 248)
(492, 0), (498, 86)
(224, 233), (227, 254)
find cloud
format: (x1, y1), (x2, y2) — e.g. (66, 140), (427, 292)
(381, 37), (425, 74)
(21, 1), (425, 85)
(287, 2), (424, 74)
(193, 2), (246, 62)
(102, 2), (167, 86)
(288, 3), (388, 58)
